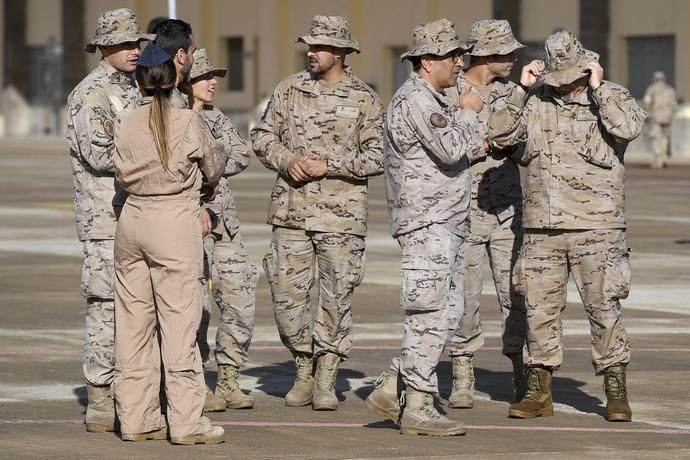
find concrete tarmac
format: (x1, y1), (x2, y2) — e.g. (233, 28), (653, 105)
(1, 138), (689, 459)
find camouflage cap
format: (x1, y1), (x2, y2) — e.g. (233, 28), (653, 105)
(401, 18), (472, 62)
(541, 30), (599, 86)
(189, 48), (227, 81)
(297, 15), (360, 54)
(468, 19), (524, 56)
(85, 8), (154, 54)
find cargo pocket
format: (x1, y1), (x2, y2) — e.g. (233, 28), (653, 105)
(603, 245), (632, 300)
(400, 256), (449, 313)
(81, 240), (115, 300)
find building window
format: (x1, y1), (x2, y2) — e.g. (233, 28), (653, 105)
(627, 35), (675, 98)
(225, 37), (245, 91)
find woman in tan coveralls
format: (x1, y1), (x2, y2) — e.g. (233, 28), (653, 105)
(112, 42), (226, 445)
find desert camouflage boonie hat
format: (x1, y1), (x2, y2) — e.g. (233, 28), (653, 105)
(541, 30), (599, 86)
(189, 48), (227, 81)
(297, 15), (360, 54)
(85, 8), (154, 54)
(401, 18), (472, 61)
(469, 19), (524, 56)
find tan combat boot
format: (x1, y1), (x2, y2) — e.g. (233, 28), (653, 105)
(508, 367), (553, 418)
(604, 364), (632, 422)
(285, 353), (314, 407)
(203, 385), (226, 412)
(85, 384), (116, 432)
(312, 353), (341, 411)
(448, 355), (475, 409)
(399, 387), (466, 436)
(170, 425), (225, 445)
(215, 364), (254, 409)
(508, 352), (528, 403)
(121, 426), (168, 442)
(365, 370), (403, 424)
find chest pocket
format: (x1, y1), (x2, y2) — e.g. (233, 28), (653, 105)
(332, 105), (361, 147)
(575, 108), (614, 169)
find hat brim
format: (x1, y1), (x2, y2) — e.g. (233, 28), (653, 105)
(190, 68), (227, 81)
(297, 35), (360, 54)
(541, 51), (599, 86)
(469, 40), (525, 57)
(85, 33), (156, 53)
(400, 40), (473, 62)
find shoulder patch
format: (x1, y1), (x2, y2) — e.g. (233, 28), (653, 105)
(430, 112), (448, 128)
(103, 119), (114, 138)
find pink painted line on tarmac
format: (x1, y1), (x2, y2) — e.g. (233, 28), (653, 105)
(2, 419), (689, 435)
(249, 345), (690, 353)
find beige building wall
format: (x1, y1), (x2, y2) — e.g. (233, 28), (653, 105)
(26, 0), (62, 45)
(520, 0), (579, 42)
(609, 0), (690, 101)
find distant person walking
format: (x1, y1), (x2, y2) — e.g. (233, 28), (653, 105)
(643, 71), (677, 168)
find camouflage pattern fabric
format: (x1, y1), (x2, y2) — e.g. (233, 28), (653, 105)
(81, 240), (115, 386)
(66, 60), (137, 241)
(517, 229), (631, 373)
(447, 75), (526, 357)
(263, 227), (365, 359)
(385, 72), (481, 239)
(467, 19), (524, 57)
(251, 67), (384, 236)
(489, 81), (647, 229)
(400, 18), (471, 60)
(643, 78), (676, 166)
(84, 8), (154, 53)
(540, 30), (600, 87)
(389, 224), (466, 393)
(196, 105), (257, 368)
(297, 15), (360, 53)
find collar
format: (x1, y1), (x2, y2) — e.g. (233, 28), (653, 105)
(295, 66), (354, 97)
(411, 72), (452, 108)
(99, 59), (135, 86)
(544, 84), (592, 106)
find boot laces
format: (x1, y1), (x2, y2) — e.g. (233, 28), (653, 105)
(218, 366), (240, 391)
(604, 372), (627, 401)
(421, 394), (442, 420)
(451, 358), (474, 391)
(294, 355), (313, 381)
(523, 369), (542, 400)
(374, 372), (388, 389)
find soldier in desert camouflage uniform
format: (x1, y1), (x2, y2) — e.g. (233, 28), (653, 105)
(643, 71), (677, 168)
(65, 8), (153, 432)
(446, 19), (527, 409)
(489, 30), (646, 422)
(183, 49), (258, 410)
(365, 19), (483, 436)
(251, 15), (384, 411)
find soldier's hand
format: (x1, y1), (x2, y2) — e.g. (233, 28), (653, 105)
(288, 156), (311, 183)
(199, 207), (212, 236)
(459, 86), (483, 114)
(303, 156), (328, 178)
(585, 61), (604, 90)
(520, 60), (544, 88)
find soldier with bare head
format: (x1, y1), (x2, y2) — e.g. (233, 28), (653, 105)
(251, 15), (384, 411)
(643, 70), (677, 168)
(446, 19), (528, 410)
(65, 8), (153, 433)
(365, 18), (483, 436)
(489, 30), (647, 422)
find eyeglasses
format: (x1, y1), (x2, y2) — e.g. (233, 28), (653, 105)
(435, 51), (464, 62)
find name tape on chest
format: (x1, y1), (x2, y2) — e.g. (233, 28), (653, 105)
(336, 105), (360, 119)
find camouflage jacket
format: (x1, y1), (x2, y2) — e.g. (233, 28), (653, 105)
(643, 81), (677, 124)
(251, 69), (384, 236)
(489, 81), (647, 230)
(456, 75), (523, 226)
(385, 72), (482, 238)
(200, 105), (251, 237)
(66, 60), (137, 241)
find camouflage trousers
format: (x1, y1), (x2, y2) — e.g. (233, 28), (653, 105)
(448, 213), (526, 357)
(197, 229), (258, 369)
(648, 121), (671, 168)
(516, 229), (632, 374)
(390, 223), (466, 394)
(263, 226), (366, 360)
(80, 239), (115, 386)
